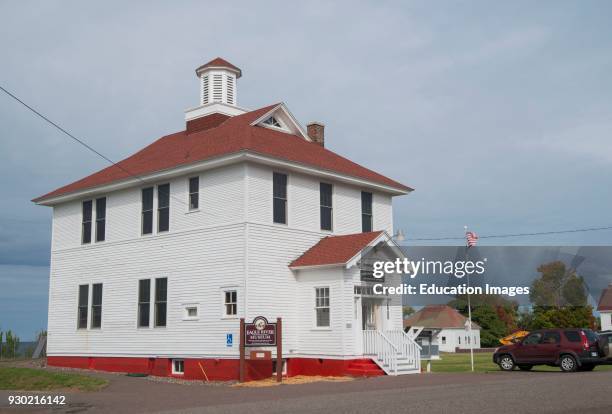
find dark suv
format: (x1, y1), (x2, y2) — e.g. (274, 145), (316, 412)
(493, 328), (601, 372)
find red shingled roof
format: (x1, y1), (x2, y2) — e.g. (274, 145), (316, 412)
(195, 57), (242, 77)
(598, 285), (612, 311)
(33, 104), (411, 203)
(289, 231), (384, 268)
(403, 305), (480, 329)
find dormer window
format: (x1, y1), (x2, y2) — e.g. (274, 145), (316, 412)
(263, 116), (282, 128)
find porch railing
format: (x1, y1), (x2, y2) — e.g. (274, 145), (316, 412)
(363, 330), (398, 375)
(385, 329), (422, 370)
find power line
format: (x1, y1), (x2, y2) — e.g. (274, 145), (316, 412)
(406, 225), (612, 241)
(0, 85), (218, 216)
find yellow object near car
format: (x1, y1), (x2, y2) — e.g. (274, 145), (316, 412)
(499, 331), (530, 345)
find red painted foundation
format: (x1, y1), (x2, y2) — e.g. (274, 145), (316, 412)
(47, 356), (384, 381)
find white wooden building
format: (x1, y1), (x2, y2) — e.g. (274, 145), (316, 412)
(598, 284), (612, 331)
(34, 58), (420, 380)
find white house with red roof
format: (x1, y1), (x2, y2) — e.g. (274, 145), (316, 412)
(34, 58), (420, 380)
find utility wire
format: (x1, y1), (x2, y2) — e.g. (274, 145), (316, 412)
(406, 225), (612, 241)
(1, 85), (219, 216)
(4, 85), (612, 242)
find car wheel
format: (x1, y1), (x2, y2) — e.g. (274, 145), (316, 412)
(518, 365), (533, 371)
(498, 355), (515, 371)
(579, 364), (595, 371)
(559, 355), (577, 372)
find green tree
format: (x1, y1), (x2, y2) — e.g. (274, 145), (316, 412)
(402, 306), (415, 318)
(470, 306), (509, 347)
(527, 261), (595, 330)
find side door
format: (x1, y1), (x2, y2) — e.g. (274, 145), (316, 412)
(535, 331), (561, 362)
(514, 332), (543, 363)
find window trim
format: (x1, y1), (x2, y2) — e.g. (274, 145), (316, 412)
(188, 176), (199, 211)
(272, 172), (288, 225)
(137, 278), (151, 328)
(182, 303), (200, 321)
(81, 200), (93, 244)
(171, 359), (185, 375)
(314, 286), (331, 329)
(320, 182), (333, 231)
(77, 284), (89, 330)
(90, 283), (103, 329)
(157, 183), (170, 233)
(95, 197), (106, 243)
(222, 289), (238, 319)
(361, 191), (373, 233)
(154, 277), (168, 328)
(141, 187), (154, 236)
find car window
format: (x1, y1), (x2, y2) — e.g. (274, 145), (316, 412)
(607, 335), (612, 344)
(564, 331), (581, 342)
(583, 330), (598, 343)
(542, 332), (561, 344)
(523, 333), (543, 345)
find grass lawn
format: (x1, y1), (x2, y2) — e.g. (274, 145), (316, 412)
(429, 352), (612, 373)
(0, 366), (108, 391)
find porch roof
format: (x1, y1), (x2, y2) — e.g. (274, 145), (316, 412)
(289, 231), (385, 269)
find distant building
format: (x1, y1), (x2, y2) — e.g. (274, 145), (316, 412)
(403, 305), (481, 354)
(597, 284), (612, 331)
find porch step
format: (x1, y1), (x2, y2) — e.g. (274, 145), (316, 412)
(346, 359), (385, 377)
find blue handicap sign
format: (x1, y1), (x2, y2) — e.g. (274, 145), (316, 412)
(226, 333), (233, 347)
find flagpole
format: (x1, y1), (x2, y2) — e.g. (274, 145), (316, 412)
(464, 225), (474, 373)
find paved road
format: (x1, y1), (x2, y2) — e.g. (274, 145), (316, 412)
(2, 369), (612, 414)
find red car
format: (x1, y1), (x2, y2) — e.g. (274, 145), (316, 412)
(493, 328), (601, 372)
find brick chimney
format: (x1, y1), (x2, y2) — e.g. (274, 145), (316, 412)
(307, 122), (325, 147)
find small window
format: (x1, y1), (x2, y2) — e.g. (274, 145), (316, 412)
(273, 173), (287, 224)
(361, 192), (373, 232)
(320, 183), (333, 231)
(263, 116), (281, 128)
(564, 330), (581, 342)
(315, 287), (330, 327)
(542, 331), (560, 344)
(224, 290), (237, 317)
(441, 336), (446, 344)
(82, 200), (92, 244)
(458, 336), (461, 345)
(188, 177), (199, 210)
(142, 188), (153, 235)
(138, 279), (151, 328)
(155, 278), (167, 327)
(183, 304), (199, 320)
(77, 284), (89, 329)
(91, 283), (103, 329)
(95, 197), (106, 242)
(172, 359), (184, 375)
(523, 332), (543, 345)
(157, 184), (170, 232)
(386, 300), (390, 319)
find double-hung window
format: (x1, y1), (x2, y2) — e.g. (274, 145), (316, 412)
(91, 283), (103, 328)
(138, 279), (151, 328)
(320, 183), (333, 231)
(155, 277), (167, 327)
(82, 200), (93, 244)
(315, 287), (330, 327)
(361, 191), (373, 232)
(142, 188), (154, 235)
(95, 198), (106, 242)
(273, 173), (287, 224)
(188, 177), (199, 210)
(224, 290), (237, 317)
(157, 184), (170, 232)
(77, 284), (89, 329)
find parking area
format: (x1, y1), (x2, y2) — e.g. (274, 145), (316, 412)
(1, 365), (612, 414)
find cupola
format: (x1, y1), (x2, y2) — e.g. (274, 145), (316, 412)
(195, 57), (242, 106)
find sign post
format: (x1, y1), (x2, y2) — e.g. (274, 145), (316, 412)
(276, 317), (282, 383)
(239, 316), (282, 383)
(239, 318), (245, 383)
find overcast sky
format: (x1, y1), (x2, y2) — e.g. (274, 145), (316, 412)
(1, 0), (612, 339)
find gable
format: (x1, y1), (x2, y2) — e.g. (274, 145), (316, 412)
(251, 103), (309, 139)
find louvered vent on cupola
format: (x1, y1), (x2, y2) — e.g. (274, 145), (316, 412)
(195, 58), (242, 107)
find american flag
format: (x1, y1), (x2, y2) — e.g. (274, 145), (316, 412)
(466, 231), (478, 247)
